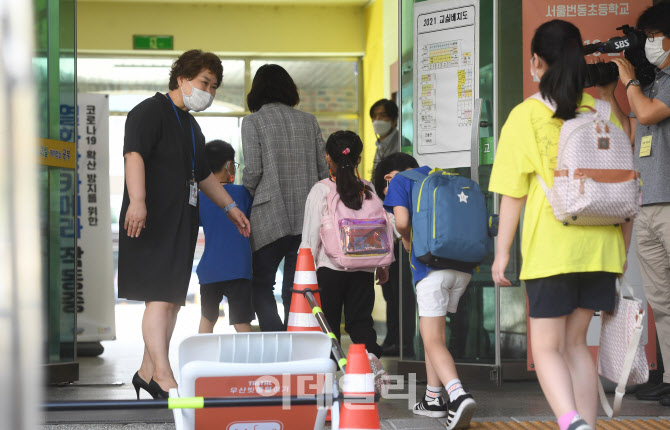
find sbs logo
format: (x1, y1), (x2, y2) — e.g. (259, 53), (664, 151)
(614, 40), (630, 50)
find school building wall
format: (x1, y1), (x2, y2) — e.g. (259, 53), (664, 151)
(78, 0), (399, 180)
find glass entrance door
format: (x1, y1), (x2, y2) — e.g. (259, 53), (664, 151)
(397, 0), (526, 385)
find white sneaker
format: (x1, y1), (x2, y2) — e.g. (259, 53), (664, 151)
(367, 353), (389, 395)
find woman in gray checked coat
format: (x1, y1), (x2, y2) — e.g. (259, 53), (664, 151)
(242, 64), (329, 331)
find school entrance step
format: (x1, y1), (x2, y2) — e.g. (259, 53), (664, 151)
(468, 419), (670, 429)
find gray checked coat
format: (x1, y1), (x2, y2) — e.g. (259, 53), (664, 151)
(242, 103), (329, 251)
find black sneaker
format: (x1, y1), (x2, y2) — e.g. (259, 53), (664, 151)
(413, 397), (448, 418)
(446, 393), (476, 430)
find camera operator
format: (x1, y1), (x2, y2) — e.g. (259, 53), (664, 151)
(599, 2), (670, 406)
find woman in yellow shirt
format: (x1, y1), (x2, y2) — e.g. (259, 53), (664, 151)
(490, 20), (632, 430)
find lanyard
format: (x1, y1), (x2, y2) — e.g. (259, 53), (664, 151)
(166, 93), (196, 179)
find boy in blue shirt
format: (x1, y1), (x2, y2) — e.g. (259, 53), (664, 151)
(197, 140), (253, 333)
(379, 153), (476, 430)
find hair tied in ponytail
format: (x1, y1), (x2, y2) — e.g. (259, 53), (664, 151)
(342, 148), (350, 155)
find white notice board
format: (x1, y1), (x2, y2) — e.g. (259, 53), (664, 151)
(414, 0), (479, 169)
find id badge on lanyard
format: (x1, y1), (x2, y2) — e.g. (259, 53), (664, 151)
(189, 178), (198, 206)
(167, 93), (198, 206)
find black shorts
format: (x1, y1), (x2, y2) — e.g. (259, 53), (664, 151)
(525, 272), (616, 318)
(200, 279), (254, 325)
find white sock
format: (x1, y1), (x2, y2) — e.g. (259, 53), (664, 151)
(446, 379), (466, 402)
(424, 384), (442, 402)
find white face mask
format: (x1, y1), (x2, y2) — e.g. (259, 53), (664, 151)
(181, 80), (214, 112)
(645, 36), (670, 67)
(530, 57), (541, 83)
(373, 119), (393, 136)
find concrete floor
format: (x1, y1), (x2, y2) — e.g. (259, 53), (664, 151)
(42, 303), (670, 429)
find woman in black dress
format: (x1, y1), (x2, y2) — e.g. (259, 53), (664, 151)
(118, 50), (250, 399)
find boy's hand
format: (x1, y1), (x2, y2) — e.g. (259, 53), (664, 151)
(376, 267), (389, 285)
(401, 236), (411, 253)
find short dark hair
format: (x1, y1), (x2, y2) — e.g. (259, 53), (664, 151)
(204, 140), (235, 174)
(372, 152), (419, 199)
(369, 99), (399, 121)
(246, 64), (300, 112)
(637, 2), (670, 36)
(168, 50), (223, 90)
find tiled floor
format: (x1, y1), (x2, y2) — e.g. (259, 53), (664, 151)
(42, 303), (670, 429)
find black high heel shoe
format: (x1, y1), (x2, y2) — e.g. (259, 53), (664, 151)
(132, 372), (151, 400)
(148, 378), (170, 399)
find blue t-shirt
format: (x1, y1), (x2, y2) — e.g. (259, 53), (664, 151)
(197, 184), (253, 284)
(383, 166), (432, 284)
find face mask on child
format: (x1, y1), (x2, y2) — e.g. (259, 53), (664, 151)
(530, 56), (541, 83)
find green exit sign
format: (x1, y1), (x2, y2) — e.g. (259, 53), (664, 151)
(133, 35), (173, 50)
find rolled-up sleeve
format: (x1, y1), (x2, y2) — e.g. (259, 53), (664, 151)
(241, 117), (262, 196)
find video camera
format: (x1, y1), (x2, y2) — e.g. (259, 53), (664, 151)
(583, 25), (656, 88)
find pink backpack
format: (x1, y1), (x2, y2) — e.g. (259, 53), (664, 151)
(319, 178), (394, 270)
(530, 93), (640, 226)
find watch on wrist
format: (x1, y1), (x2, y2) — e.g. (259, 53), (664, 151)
(223, 201), (238, 214)
(626, 79), (641, 90)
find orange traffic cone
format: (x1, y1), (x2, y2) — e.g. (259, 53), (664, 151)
(286, 248), (322, 332)
(339, 344), (380, 430)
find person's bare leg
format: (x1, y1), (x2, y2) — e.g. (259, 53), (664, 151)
(199, 316), (216, 333)
(424, 342), (442, 389)
(419, 316), (458, 385)
(166, 303), (180, 341)
(143, 301), (179, 391)
(564, 308), (598, 428)
(138, 345), (153, 383)
(530, 316), (577, 420)
(234, 323), (252, 332)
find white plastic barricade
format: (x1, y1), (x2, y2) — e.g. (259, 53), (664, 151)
(172, 332), (337, 430)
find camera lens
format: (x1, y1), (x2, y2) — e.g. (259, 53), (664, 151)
(585, 62), (619, 87)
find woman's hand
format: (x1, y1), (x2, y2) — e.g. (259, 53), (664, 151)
(492, 250), (511, 287)
(125, 199), (147, 238)
(226, 207), (251, 237)
(376, 267), (389, 285)
(612, 57), (636, 86)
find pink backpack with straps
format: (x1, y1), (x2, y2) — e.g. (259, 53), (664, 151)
(319, 178), (394, 270)
(529, 93), (640, 226)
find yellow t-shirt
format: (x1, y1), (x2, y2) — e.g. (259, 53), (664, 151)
(489, 93), (625, 280)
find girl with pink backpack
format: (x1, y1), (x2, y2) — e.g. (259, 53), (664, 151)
(301, 130), (394, 358)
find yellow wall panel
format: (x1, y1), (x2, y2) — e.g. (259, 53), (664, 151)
(382, 0), (398, 98)
(78, 3), (365, 54)
(361, 0), (384, 180)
